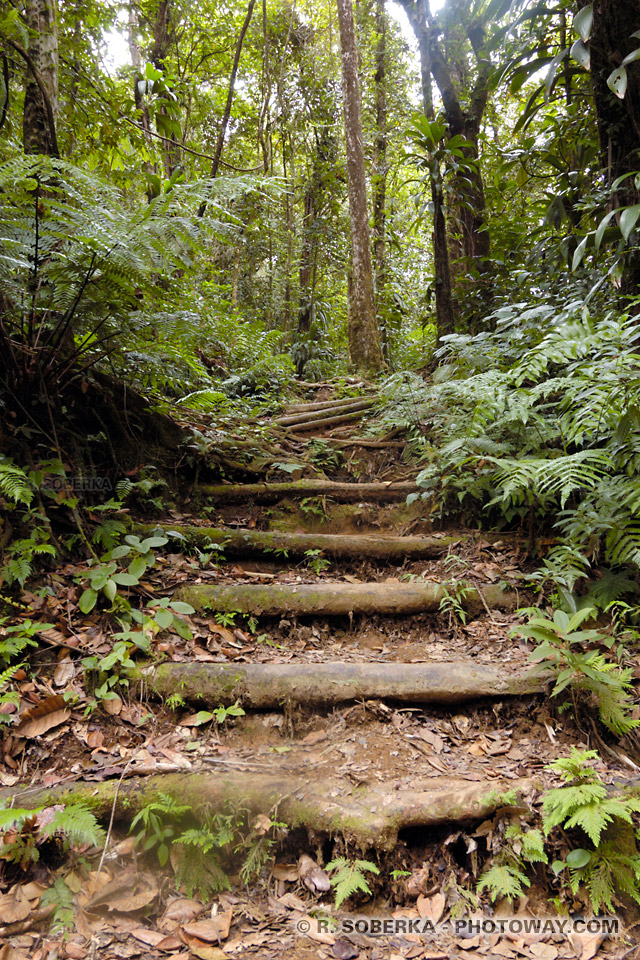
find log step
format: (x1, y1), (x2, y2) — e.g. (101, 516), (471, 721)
(143, 661), (546, 708)
(286, 409), (370, 433)
(281, 395), (375, 415)
(276, 397), (374, 427)
(133, 524), (458, 561)
(175, 580), (516, 616)
(9, 773), (537, 850)
(197, 479), (418, 503)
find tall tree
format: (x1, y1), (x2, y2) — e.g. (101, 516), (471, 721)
(397, 0), (454, 340)
(336, 0), (383, 372)
(372, 0), (389, 356)
(589, 0), (640, 295)
(22, 0), (59, 155)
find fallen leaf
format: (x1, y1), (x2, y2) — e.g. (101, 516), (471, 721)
(530, 944), (558, 960)
(298, 854), (331, 893)
(131, 928), (166, 947)
(0, 945), (29, 960)
(63, 945), (87, 960)
(85, 871), (158, 913)
(0, 886), (31, 923)
(14, 695), (70, 738)
(416, 892), (445, 924)
(53, 656), (75, 687)
(296, 915), (335, 945)
(570, 933), (604, 960)
(271, 864), (298, 882)
(302, 730), (327, 745)
(183, 909), (232, 943)
(183, 940), (226, 960)
(159, 898), (203, 930)
(333, 941), (359, 959)
(103, 695), (123, 716)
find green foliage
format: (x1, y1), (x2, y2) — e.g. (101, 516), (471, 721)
(518, 607), (639, 735)
(130, 793), (191, 867)
(304, 549), (330, 575)
(326, 857), (380, 908)
(477, 863), (531, 903)
(0, 619), (52, 665)
(40, 878), (76, 934)
(542, 749), (640, 912)
(0, 801), (105, 870)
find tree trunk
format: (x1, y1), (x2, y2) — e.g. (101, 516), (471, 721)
(399, 0), (455, 342)
(589, 0), (640, 296)
(150, 0), (181, 177)
(336, 0), (384, 373)
(23, 0), (59, 156)
(373, 0), (389, 357)
(196, 478), (418, 502)
(198, 0), (256, 217)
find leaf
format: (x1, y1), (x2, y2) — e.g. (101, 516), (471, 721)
(154, 608), (173, 629)
(15, 695), (70, 738)
(570, 38), (591, 70)
(545, 49), (567, 101)
(128, 557), (147, 579)
(622, 47), (640, 67)
(572, 235), (589, 271)
(573, 5), (593, 43)
(620, 204), (640, 242)
(594, 209), (617, 251)
(112, 572), (139, 586)
(79, 588), (98, 613)
(183, 910), (232, 942)
(0, 887), (31, 923)
(607, 66), (628, 99)
(169, 601), (195, 615)
(566, 848), (591, 868)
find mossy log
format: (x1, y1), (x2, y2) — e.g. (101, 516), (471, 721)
(133, 523), (458, 561)
(3, 774), (537, 850)
(174, 580), (516, 617)
(286, 410), (371, 433)
(276, 398), (374, 427)
(142, 661), (546, 708)
(197, 479), (418, 503)
(282, 395), (374, 415)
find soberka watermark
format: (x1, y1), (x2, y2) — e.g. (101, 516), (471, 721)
(42, 476), (113, 495)
(295, 915), (620, 938)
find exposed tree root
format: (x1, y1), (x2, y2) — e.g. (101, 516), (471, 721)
(175, 580), (516, 616)
(286, 410), (371, 433)
(197, 479), (418, 502)
(282, 395), (374, 414)
(132, 523), (459, 560)
(4, 773), (538, 850)
(141, 660), (546, 707)
(276, 397), (374, 427)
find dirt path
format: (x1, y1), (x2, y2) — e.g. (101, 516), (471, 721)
(2, 392), (636, 960)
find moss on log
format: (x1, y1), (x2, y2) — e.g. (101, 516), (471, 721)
(197, 480), (418, 503)
(132, 523), (458, 561)
(174, 580), (515, 617)
(142, 660), (546, 708)
(276, 398), (374, 427)
(2, 773), (537, 850)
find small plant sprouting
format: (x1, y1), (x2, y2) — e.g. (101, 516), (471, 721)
(326, 857), (380, 908)
(516, 606), (640, 736)
(304, 549), (330, 575)
(187, 700), (246, 727)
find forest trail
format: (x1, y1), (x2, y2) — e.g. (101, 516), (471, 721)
(7, 386), (635, 960)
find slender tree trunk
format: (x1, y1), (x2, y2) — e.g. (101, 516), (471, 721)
(23, 0), (59, 156)
(589, 0), (640, 297)
(128, 3), (156, 193)
(198, 0), (256, 217)
(399, 0), (455, 341)
(150, 0), (180, 177)
(373, 0), (389, 358)
(336, 0), (383, 373)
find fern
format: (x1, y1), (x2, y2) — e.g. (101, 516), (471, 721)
(477, 863), (530, 903)
(0, 458), (33, 506)
(326, 857), (380, 908)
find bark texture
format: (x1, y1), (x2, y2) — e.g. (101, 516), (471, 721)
(143, 660), (546, 708)
(175, 580), (516, 616)
(4, 773), (537, 850)
(132, 523), (458, 560)
(23, 0), (59, 155)
(590, 0), (640, 295)
(336, 0), (383, 372)
(197, 479), (418, 502)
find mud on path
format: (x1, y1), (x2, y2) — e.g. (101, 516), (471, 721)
(1, 390), (638, 960)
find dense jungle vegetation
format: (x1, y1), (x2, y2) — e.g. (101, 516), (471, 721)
(3, 0), (640, 952)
